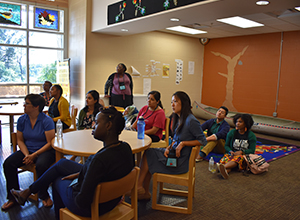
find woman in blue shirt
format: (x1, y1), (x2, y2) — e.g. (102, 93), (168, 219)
(2, 94), (55, 211)
(136, 91), (207, 200)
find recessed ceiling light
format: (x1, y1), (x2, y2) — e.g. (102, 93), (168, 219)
(170, 18), (180, 22)
(256, 1), (269, 6)
(121, 29), (128, 32)
(217, 16), (264, 28)
(295, 6), (300, 11)
(166, 26), (207, 35)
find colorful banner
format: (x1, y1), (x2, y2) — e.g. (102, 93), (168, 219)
(57, 59), (70, 102)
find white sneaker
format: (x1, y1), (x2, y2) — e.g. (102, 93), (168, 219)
(219, 164), (229, 179)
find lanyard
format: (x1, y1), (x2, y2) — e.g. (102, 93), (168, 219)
(142, 105), (158, 120)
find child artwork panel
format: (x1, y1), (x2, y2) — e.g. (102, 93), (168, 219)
(0, 2), (21, 26)
(34, 7), (59, 30)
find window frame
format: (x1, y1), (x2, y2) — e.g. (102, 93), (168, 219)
(0, 0), (68, 99)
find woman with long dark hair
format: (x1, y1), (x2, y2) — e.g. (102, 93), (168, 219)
(135, 91), (207, 200)
(78, 90), (104, 130)
(131, 91), (165, 142)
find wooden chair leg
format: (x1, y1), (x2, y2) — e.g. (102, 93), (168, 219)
(29, 169), (39, 201)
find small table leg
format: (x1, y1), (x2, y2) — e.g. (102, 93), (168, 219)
(55, 151), (64, 163)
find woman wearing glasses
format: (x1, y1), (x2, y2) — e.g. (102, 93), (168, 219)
(2, 94), (55, 211)
(104, 63), (133, 109)
(11, 107), (135, 219)
(131, 91), (165, 142)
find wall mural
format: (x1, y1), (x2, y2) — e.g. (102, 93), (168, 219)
(211, 46), (248, 111)
(108, 0), (207, 24)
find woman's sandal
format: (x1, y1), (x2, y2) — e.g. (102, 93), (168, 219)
(1, 200), (17, 211)
(42, 197), (53, 208)
(10, 189), (27, 206)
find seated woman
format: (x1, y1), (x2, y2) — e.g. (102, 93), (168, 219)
(123, 105), (138, 129)
(39, 81), (52, 106)
(1, 94), (55, 211)
(48, 84), (71, 130)
(218, 113), (256, 179)
(11, 107), (135, 219)
(136, 91), (207, 200)
(78, 90), (104, 130)
(131, 91), (165, 142)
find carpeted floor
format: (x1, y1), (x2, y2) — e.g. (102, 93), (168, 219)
(1, 124), (300, 220)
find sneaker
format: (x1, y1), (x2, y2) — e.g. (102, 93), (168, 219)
(195, 158), (203, 162)
(195, 155), (204, 163)
(219, 164), (229, 179)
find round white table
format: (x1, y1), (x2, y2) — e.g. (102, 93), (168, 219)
(51, 129), (152, 163)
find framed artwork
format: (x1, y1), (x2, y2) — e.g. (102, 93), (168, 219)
(0, 2), (21, 26)
(34, 7), (59, 31)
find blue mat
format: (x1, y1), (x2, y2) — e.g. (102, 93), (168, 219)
(204, 137), (300, 163)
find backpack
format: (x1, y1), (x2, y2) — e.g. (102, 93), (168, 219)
(243, 154), (269, 174)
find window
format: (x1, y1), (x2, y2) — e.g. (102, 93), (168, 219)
(0, 1), (66, 98)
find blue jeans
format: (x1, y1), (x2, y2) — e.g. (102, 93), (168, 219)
(3, 148), (55, 201)
(29, 158), (89, 219)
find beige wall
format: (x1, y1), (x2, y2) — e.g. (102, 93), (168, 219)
(68, 0), (87, 108)
(85, 31), (204, 114)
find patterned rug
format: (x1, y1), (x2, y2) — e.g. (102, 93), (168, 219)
(204, 137), (300, 163)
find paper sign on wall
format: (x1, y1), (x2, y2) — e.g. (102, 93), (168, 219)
(162, 64), (170, 78)
(143, 78), (151, 95)
(188, 61), (194, 74)
(175, 59), (183, 85)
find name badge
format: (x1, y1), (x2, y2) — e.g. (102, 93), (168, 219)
(119, 82), (125, 90)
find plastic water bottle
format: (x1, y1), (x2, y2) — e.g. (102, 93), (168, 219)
(209, 157), (216, 173)
(56, 119), (63, 139)
(137, 116), (145, 139)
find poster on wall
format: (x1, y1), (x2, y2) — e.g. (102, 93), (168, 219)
(0, 2), (21, 26)
(162, 64), (170, 78)
(131, 66), (141, 77)
(144, 60), (160, 77)
(175, 59), (183, 85)
(57, 59), (70, 102)
(34, 7), (59, 30)
(143, 78), (151, 95)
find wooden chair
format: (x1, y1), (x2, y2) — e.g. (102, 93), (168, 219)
(11, 132), (38, 201)
(60, 166), (140, 220)
(152, 146), (200, 214)
(150, 117), (170, 148)
(63, 105), (78, 133)
(113, 106), (125, 113)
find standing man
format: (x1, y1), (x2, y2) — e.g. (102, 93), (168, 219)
(196, 106), (230, 162)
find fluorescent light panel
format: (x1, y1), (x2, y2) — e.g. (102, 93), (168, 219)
(256, 1), (269, 6)
(295, 7), (300, 11)
(170, 18), (180, 22)
(217, 16), (264, 28)
(166, 26), (207, 35)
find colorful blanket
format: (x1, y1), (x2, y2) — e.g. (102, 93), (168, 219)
(204, 137), (300, 163)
